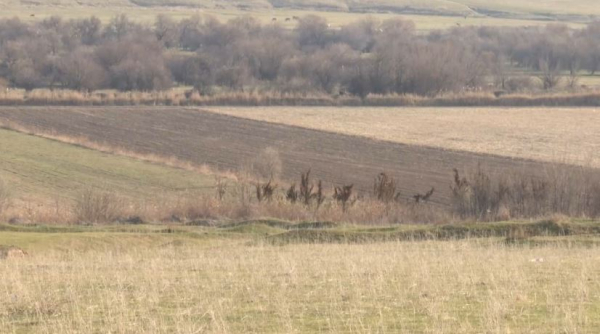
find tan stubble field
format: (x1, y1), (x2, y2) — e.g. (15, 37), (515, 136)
(209, 107), (600, 167)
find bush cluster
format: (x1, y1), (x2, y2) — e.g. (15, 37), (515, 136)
(0, 15), (599, 96)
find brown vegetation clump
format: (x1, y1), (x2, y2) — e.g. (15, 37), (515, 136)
(299, 169), (314, 206)
(286, 184), (299, 204)
(255, 179), (276, 202)
(333, 184), (353, 211)
(413, 187), (435, 203)
(373, 173), (401, 203)
(214, 176), (228, 201)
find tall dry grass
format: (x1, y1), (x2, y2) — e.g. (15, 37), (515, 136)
(451, 166), (600, 221)
(1, 240), (599, 333)
(2, 89), (600, 107)
(0, 178), (12, 215)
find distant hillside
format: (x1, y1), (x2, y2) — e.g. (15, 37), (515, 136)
(0, 0), (597, 22)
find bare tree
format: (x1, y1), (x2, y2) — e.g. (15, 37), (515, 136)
(539, 57), (562, 90)
(57, 49), (107, 91)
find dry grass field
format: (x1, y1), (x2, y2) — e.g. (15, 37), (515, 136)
(209, 107), (600, 169)
(2, 221), (600, 333)
(1, 1), (600, 331)
(0, 0), (591, 30)
(2, 106), (597, 206)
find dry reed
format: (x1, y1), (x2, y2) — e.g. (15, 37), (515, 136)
(2, 89), (600, 107)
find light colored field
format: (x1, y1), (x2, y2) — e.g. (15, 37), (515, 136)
(453, 0), (599, 17)
(0, 0), (600, 31)
(2, 225), (600, 333)
(2, 0), (598, 17)
(0, 5), (572, 30)
(0, 128), (215, 201)
(208, 107), (600, 168)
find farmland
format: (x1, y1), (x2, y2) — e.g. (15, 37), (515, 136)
(0, 128), (215, 200)
(209, 107), (600, 168)
(2, 220), (600, 333)
(0, 126), (219, 222)
(2, 106), (597, 208)
(0, 0), (595, 30)
(1, 0), (600, 331)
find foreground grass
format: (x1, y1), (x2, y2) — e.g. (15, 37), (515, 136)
(1, 220), (600, 333)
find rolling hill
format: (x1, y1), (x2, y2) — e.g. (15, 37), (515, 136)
(0, 0), (598, 22)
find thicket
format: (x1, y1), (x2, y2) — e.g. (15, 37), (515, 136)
(0, 15), (599, 97)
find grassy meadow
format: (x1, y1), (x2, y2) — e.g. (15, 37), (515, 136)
(2, 220), (600, 333)
(0, 128), (220, 222)
(0, 128), (216, 200)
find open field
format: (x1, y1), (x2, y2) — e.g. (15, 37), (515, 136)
(210, 107), (600, 169)
(0, 0), (592, 29)
(2, 106), (597, 206)
(2, 220), (600, 333)
(0, 128), (215, 200)
(0, 6), (575, 30)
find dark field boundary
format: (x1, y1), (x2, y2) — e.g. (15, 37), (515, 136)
(1, 106), (598, 207)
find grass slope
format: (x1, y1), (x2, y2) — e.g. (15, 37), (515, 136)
(0, 128), (215, 200)
(3, 0), (597, 17)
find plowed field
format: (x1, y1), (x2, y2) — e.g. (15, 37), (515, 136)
(0, 106), (595, 205)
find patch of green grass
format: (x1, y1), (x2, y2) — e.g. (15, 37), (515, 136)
(0, 129), (215, 200)
(266, 219), (600, 244)
(3, 218), (600, 253)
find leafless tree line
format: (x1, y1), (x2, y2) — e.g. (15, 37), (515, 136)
(0, 14), (599, 96)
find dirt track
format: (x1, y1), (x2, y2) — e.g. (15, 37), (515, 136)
(0, 106), (595, 206)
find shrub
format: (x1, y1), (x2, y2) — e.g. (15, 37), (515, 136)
(255, 179), (276, 202)
(73, 188), (123, 224)
(333, 184), (353, 211)
(373, 173), (400, 203)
